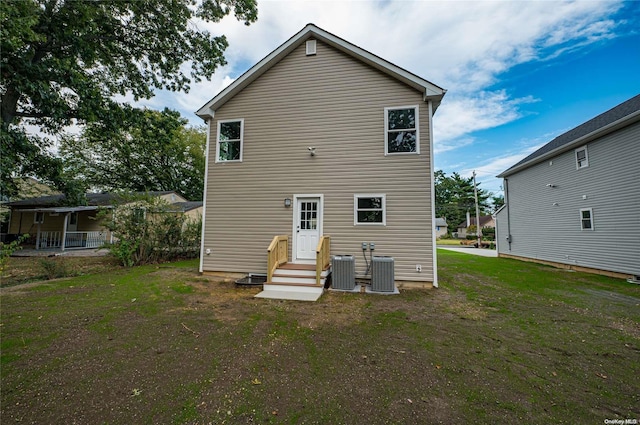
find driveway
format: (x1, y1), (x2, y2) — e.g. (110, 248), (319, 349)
(438, 246), (498, 257)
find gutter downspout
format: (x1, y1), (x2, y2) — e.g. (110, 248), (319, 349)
(428, 99), (438, 288)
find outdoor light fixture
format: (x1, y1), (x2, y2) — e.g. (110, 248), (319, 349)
(284, 198), (292, 207)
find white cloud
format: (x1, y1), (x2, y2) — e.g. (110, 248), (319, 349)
(22, 0), (628, 166)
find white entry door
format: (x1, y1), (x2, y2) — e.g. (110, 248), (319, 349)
(68, 212), (78, 232)
(295, 198), (321, 260)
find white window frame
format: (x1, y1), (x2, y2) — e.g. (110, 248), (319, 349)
(575, 145), (589, 169)
(580, 208), (594, 231)
(34, 211), (44, 224)
(384, 105), (419, 155)
(216, 118), (244, 163)
(306, 39), (317, 55)
(354, 194), (386, 226)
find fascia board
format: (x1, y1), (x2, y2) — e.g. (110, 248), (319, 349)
(497, 110), (640, 178)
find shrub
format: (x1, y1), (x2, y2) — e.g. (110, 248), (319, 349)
(0, 234), (29, 276)
(103, 196), (202, 267)
(38, 258), (71, 280)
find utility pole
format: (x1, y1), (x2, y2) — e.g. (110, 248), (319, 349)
(473, 171), (482, 248)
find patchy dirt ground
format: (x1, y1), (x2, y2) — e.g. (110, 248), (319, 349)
(1, 255), (121, 287)
(1, 254), (639, 424)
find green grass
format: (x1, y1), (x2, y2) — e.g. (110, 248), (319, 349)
(1, 254), (638, 424)
(436, 239), (464, 245)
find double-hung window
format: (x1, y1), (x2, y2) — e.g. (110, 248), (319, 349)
(216, 119), (244, 162)
(34, 212), (44, 224)
(575, 146), (589, 169)
(385, 106), (419, 154)
(580, 208), (594, 230)
(354, 194), (386, 225)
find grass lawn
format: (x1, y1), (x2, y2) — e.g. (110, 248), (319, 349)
(435, 239), (464, 245)
(1, 251), (638, 424)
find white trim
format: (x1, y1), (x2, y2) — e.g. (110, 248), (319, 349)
(196, 24), (445, 119)
(428, 100), (438, 288)
(34, 211), (44, 224)
(291, 194), (324, 262)
(354, 194), (386, 226)
(384, 105), (420, 155)
(305, 39), (316, 55)
(199, 119), (212, 273)
(575, 145), (589, 169)
(498, 109), (640, 178)
(580, 208), (594, 231)
(215, 118), (244, 163)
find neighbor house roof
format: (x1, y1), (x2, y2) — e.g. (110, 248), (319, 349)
(498, 94), (640, 178)
(171, 201), (203, 212)
(196, 23), (446, 120)
(457, 216), (494, 229)
(8, 191), (178, 208)
(435, 217), (448, 227)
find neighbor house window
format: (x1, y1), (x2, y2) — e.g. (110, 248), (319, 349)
(34, 212), (44, 224)
(580, 208), (594, 230)
(216, 119), (244, 162)
(575, 146), (589, 169)
(354, 194), (386, 225)
(385, 106), (419, 154)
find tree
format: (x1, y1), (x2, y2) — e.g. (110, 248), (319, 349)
(60, 108), (206, 201)
(434, 170), (491, 234)
(491, 195), (505, 212)
(0, 0), (257, 198)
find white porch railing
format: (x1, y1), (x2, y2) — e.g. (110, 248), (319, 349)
(65, 231), (107, 249)
(38, 231), (62, 249)
(37, 231), (107, 250)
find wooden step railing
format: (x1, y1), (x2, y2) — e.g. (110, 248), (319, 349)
(315, 236), (330, 285)
(267, 235), (289, 282)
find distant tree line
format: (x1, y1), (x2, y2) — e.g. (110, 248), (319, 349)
(435, 170), (504, 234)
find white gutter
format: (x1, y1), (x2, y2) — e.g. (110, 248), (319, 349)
(499, 110), (640, 178)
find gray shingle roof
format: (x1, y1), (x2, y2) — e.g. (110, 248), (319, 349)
(8, 191), (177, 207)
(499, 94), (640, 177)
(171, 201), (203, 212)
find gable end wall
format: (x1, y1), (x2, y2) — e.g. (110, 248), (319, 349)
(202, 40), (435, 282)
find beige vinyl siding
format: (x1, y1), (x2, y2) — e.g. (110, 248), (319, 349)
(9, 210), (106, 234)
(202, 39), (434, 282)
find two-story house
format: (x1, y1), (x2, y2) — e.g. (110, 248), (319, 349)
(196, 24), (446, 299)
(495, 94), (640, 280)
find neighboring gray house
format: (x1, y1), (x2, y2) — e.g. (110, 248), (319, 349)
(196, 24), (446, 298)
(435, 217), (448, 239)
(496, 94), (640, 279)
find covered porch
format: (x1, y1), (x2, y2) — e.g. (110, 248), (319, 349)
(12, 206), (113, 252)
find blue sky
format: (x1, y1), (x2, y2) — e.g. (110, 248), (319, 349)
(130, 0), (640, 197)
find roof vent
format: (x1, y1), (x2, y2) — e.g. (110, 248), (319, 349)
(306, 39), (316, 56)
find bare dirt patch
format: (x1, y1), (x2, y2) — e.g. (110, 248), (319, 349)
(2, 255), (639, 424)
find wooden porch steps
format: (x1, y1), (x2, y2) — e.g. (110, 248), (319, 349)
(256, 263), (329, 301)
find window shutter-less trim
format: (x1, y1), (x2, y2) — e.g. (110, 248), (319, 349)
(306, 40), (316, 56)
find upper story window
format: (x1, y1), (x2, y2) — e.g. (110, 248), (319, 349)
(575, 146), (589, 169)
(354, 194), (386, 225)
(580, 208), (594, 230)
(385, 106), (419, 155)
(216, 119), (244, 162)
(34, 212), (44, 224)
